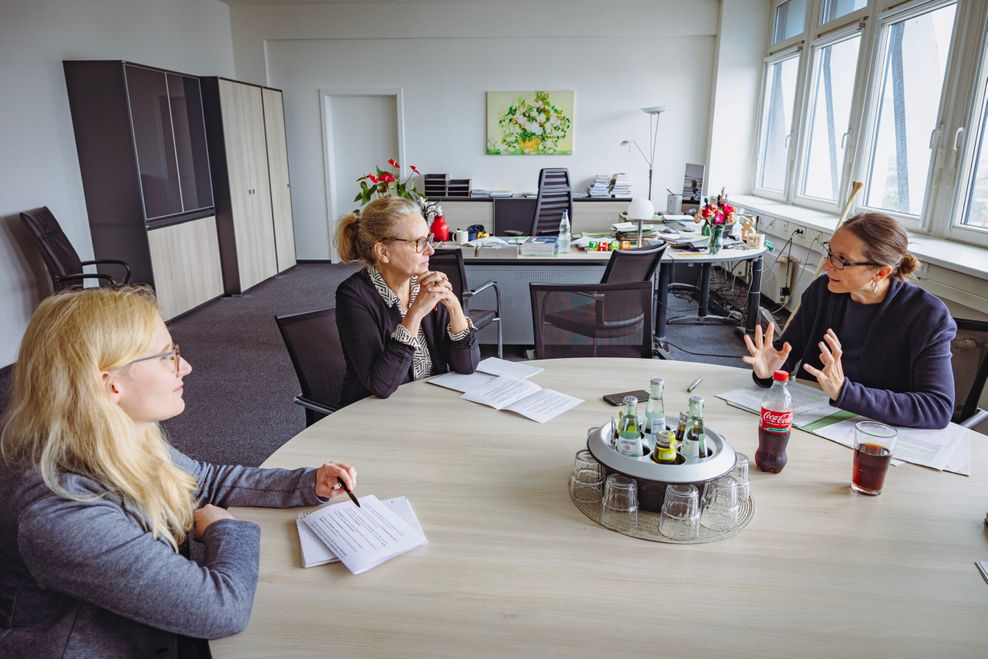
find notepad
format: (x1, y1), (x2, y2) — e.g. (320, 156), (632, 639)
(301, 495), (427, 575)
(297, 496), (423, 569)
(459, 374), (583, 423)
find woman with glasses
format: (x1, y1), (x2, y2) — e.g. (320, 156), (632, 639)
(743, 212), (956, 429)
(334, 197), (479, 406)
(0, 287), (357, 656)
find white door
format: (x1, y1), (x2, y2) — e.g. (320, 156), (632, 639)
(324, 94), (399, 261)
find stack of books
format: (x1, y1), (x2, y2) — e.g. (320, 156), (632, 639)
(588, 174), (611, 198)
(447, 178), (471, 197)
(424, 174), (448, 198)
(610, 173), (632, 197)
(519, 235), (558, 256)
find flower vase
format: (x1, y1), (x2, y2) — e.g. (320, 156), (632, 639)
(430, 215), (450, 242)
(708, 224), (725, 255)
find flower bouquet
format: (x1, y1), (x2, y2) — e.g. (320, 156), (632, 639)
(354, 159), (423, 209)
(693, 194), (738, 254)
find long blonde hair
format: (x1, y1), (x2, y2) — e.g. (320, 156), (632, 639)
(1, 287), (197, 551)
(335, 197), (421, 263)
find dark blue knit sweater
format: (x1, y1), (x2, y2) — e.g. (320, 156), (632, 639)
(757, 275), (956, 429)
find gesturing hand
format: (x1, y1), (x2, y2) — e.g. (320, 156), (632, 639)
(314, 462), (357, 499)
(802, 328), (846, 400)
(742, 322), (792, 380)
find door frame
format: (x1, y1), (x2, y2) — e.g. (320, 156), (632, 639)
(319, 88), (406, 261)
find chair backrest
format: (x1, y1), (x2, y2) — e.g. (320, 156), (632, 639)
(530, 281), (653, 359)
(600, 243), (668, 283)
(951, 317), (988, 425)
(276, 307), (345, 416)
(19, 206), (84, 290)
(429, 248), (469, 302)
(532, 168), (573, 235)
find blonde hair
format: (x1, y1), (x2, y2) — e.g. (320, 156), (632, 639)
(335, 197), (421, 263)
(1, 287), (197, 551)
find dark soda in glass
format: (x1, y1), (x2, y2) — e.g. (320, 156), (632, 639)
(851, 442), (892, 495)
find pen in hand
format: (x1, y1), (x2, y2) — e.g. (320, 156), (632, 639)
(338, 476), (360, 508)
(687, 377), (702, 393)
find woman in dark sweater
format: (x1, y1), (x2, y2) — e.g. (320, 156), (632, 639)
(743, 212), (956, 429)
(335, 197), (480, 407)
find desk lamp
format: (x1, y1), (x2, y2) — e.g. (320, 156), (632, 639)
(620, 105), (667, 203)
(626, 198), (655, 247)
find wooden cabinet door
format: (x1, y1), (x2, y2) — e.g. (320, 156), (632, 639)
(218, 80), (277, 291)
(262, 88), (296, 272)
(148, 216), (224, 320)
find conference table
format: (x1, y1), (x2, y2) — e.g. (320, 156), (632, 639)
(211, 359), (987, 657)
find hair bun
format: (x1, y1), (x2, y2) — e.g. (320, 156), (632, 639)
(898, 252), (919, 277)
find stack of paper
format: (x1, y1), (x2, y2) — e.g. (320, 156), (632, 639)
(588, 174), (611, 198)
(610, 172), (632, 197)
(519, 235), (558, 256)
(490, 190), (513, 198)
(470, 189), (491, 198)
(300, 495), (427, 575)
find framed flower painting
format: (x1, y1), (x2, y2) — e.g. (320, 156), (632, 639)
(486, 90), (574, 155)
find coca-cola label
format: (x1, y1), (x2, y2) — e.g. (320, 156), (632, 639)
(760, 407), (793, 432)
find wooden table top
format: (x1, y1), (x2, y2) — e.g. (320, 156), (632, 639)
(211, 358), (988, 658)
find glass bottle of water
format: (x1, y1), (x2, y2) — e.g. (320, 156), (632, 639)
(615, 395), (643, 457)
(682, 395), (705, 462)
(644, 377), (665, 435)
(557, 209), (571, 253)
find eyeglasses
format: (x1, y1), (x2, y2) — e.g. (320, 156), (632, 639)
(821, 242), (882, 271)
(382, 233), (435, 253)
(126, 344), (181, 375)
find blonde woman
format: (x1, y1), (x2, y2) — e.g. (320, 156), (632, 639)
(335, 197), (480, 407)
(0, 287), (357, 656)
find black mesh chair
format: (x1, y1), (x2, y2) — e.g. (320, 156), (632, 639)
(276, 307), (345, 427)
(600, 243), (667, 283)
(531, 168), (573, 235)
(530, 281), (653, 359)
(19, 206), (131, 291)
(951, 318), (988, 429)
(430, 248), (502, 358)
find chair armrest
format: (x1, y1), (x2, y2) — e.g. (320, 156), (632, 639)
(80, 259), (132, 284)
(463, 280), (501, 317)
(959, 408), (988, 429)
(293, 395), (338, 416)
(56, 272), (118, 287)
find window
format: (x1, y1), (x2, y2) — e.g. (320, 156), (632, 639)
(774, 0), (809, 44)
(863, 3), (957, 217)
(757, 54), (801, 193)
(959, 66), (988, 229)
(820, 0), (867, 24)
(800, 33), (861, 202)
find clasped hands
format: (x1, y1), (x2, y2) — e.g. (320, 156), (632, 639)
(742, 322), (846, 400)
(407, 270), (463, 319)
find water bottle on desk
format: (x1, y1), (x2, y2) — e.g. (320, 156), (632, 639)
(557, 209), (571, 253)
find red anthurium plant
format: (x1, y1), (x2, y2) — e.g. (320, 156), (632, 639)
(355, 159), (423, 209)
(693, 192), (738, 227)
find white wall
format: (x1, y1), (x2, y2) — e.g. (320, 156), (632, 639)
(229, 1), (720, 260)
(0, 0), (235, 368)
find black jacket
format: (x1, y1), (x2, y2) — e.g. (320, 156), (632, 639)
(336, 269), (480, 407)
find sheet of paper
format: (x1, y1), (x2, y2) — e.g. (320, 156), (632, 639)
(504, 388), (584, 423)
(477, 357), (543, 379)
(428, 371), (496, 393)
(460, 375), (542, 410)
(297, 496), (424, 568)
(941, 427), (972, 476)
(812, 420), (959, 471)
(302, 495), (427, 575)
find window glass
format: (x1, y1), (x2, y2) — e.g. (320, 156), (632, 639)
(864, 3), (957, 216)
(801, 35), (861, 201)
(962, 79), (988, 229)
(758, 55), (801, 192)
(820, 0), (867, 24)
(773, 0), (808, 44)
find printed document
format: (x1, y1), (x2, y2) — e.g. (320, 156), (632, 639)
(428, 358), (543, 393)
(460, 375), (583, 423)
(302, 495), (427, 575)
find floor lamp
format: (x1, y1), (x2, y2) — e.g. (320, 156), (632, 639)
(620, 105), (667, 203)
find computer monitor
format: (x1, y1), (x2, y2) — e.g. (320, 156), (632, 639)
(682, 163), (705, 213)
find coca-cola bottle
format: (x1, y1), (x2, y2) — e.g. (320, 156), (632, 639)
(755, 370), (793, 473)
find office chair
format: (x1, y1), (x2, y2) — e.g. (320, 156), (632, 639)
(19, 206), (131, 291)
(430, 248), (503, 358)
(276, 307), (345, 427)
(531, 168), (573, 235)
(951, 317), (988, 429)
(600, 243), (667, 283)
(530, 281), (653, 359)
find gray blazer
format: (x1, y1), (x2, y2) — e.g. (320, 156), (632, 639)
(0, 448), (324, 657)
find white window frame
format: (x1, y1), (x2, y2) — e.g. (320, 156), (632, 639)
(752, 46), (806, 201)
(792, 23), (867, 212)
(772, 0), (810, 50)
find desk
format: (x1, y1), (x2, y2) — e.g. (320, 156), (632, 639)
(212, 359), (987, 657)
(455, 244), (765, 345)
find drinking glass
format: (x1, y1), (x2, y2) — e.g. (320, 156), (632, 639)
(659, 484), (700, 541)
(573, 449), (603, 479)
(601, 474), (638, 530)
(851, 421), (897, 496)
(731, 452), (750, 501)
(700, 477), (739, 532)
